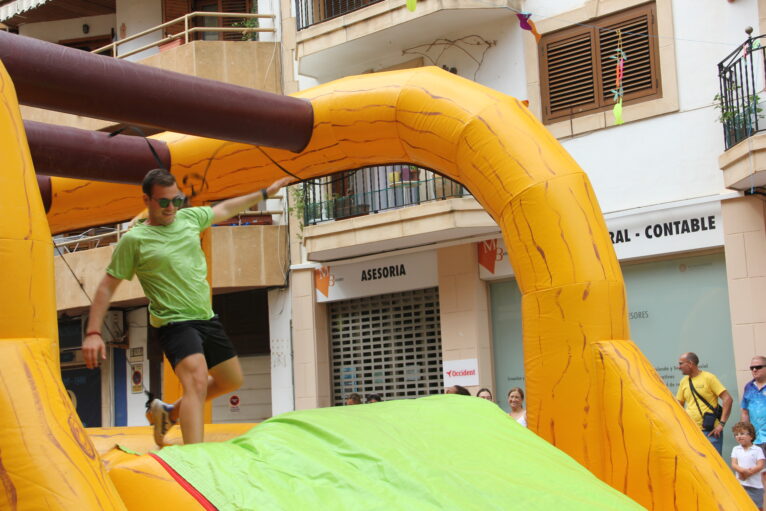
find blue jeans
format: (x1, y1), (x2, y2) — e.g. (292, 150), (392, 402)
(706, 430), (723, 455)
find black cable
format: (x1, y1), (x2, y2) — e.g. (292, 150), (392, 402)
(53, 238), (148, 397)
(108, 126), (166, 170)
(256, 146), (302, 182)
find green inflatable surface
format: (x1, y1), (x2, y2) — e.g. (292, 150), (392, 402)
(157, 395), (644, 510)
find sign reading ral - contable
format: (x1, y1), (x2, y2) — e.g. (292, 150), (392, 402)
(478, 199), (724, 280)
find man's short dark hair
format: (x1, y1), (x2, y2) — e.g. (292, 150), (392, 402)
(684, 352), (699, 366)
(142, 168), (177, 196)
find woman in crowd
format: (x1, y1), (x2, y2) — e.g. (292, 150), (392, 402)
(476, 388), (494, 402)
(445, 385), (471, 395)
(507, 387), (527, 427)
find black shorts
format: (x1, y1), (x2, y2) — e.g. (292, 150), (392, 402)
(157, 316), (237, 369)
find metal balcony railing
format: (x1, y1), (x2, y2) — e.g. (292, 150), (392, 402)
(717, 32), (766, 149)
(296, 0), (385, 30)
(93, 11), (276, 59)
(300, 165), (465, 226)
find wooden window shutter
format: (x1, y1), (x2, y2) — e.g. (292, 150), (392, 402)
(540, 27), (599, 123)
(220, 0), (251, 41)
(598, 3), (660, 105)
(163, 0), (190, 37)
(539, 2), (661, 124)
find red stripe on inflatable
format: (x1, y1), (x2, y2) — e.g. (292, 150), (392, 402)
(149, 453), (218, 511)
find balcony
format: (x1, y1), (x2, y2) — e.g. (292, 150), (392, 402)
(300, 165), (499, 261)
(19, 11), (280, 131)
(300, 165), (464, 225)
(295, 0), (515, 82)
(54, 224), (288, 314)
(717, 33), (766, 190)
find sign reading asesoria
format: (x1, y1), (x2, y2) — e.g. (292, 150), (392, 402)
(314, 251), (438, 302)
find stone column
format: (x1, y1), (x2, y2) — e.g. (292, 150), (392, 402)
(437, 243), (494, 394)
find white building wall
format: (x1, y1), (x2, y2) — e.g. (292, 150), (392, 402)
(213, 355), (273, 422)
(125, 308), (150, 426)
(474, 19), (526, 98)
(115, 0), (162, 60)
(19, 14), (115, 43)
(268, 286), (295, 415)
(258, 0), (280, 42)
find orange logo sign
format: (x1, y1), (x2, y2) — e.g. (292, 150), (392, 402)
(478, 240), (502, 274)
(315, 267), (332, 297)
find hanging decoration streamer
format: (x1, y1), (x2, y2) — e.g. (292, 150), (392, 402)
(611, 29), (627, 125)
(516, 13), (541, 42)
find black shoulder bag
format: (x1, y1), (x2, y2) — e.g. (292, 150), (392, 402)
(689, 377), (723, 432)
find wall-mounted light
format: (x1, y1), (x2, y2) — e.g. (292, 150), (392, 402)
(82, 24), (90, 34)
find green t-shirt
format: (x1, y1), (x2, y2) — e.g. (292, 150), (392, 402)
(107, 206), (215, 327)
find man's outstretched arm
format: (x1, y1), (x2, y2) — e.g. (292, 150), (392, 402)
(82, 273), (122, 369)
(212, 176), (295, 224)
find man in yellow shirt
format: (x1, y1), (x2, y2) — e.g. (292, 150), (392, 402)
(676, 352), (733, 455)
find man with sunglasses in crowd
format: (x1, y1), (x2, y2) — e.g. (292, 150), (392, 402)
(741, 355), (766, 502)
(82, 168), (293, 446)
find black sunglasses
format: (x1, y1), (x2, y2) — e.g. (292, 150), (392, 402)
(153, 194), (185, 208)
(750, 365), (766, 371)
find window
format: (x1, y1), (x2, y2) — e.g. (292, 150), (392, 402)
(539, 3), (661, 124)
(162, 0), (252, 41)
(213, 289), (270, 356)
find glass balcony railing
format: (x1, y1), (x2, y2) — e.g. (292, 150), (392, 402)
(300, 165), (465, 226)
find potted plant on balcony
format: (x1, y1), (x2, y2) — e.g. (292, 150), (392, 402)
(232, 7), (260, 41)
(715, 90), (764, 147)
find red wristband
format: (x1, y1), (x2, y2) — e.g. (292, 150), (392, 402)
(86, 331), (102, 337)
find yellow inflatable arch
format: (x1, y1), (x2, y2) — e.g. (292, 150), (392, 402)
(0, 62), (752, 510)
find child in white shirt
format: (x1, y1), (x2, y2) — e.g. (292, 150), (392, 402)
(732, 421), (766, 510)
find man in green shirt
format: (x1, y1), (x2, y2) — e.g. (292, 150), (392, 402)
(82, 168), (293, 446)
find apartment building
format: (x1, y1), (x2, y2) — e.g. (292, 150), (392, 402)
(280, 0), (766, 456)
(2, 0), (290, 428)
(5, 0), (766, 459)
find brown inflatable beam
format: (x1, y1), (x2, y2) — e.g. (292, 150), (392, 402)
(25, 120), (169, 184)
(0, 32), (313, 152)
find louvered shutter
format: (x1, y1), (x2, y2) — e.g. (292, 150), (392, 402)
(540, 28), (599, 122)
(163, 0), (190, 37)
(221, 0), (250, 41)
(330, 288), (444, 404)
(540, 2), (661, 124)
(598, 3), (660, 105)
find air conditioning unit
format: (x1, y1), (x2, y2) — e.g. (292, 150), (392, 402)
(60, 348), (86, 368)
(101, 310), (124, 343)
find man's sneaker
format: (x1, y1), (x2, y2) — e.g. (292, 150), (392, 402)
(149, 399), (176, 446)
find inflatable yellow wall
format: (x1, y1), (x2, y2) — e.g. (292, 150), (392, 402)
(0, 61), (126, 510)
(1, 63), (753, 510)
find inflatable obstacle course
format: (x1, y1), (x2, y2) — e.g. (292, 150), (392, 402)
(0, 31), (755, 510)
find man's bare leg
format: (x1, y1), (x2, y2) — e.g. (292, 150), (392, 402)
(174, 353), (210, 444)
(167, 356), (243, 443)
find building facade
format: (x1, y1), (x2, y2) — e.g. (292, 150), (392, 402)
(5, 0), (766, 458)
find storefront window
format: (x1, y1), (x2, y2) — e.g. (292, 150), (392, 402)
(491, 252), (736, 452)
